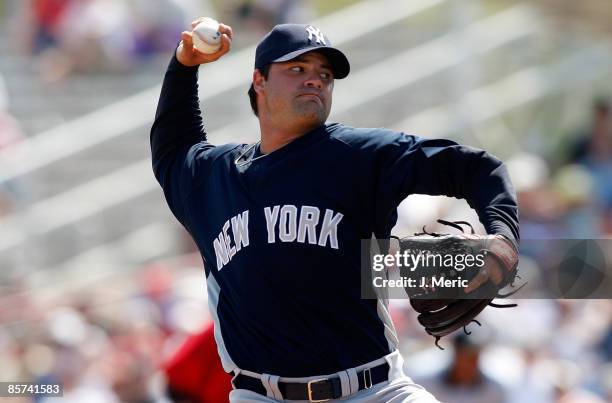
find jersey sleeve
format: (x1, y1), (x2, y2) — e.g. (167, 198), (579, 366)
(374, 130), (519, 244)
(150, 51), (215, 226)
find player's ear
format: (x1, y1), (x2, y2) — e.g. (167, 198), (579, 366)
(253, 69), (265, 94)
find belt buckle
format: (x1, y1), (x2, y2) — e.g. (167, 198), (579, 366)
(363, 368), (373, 389)
(307, 378), (330, 402)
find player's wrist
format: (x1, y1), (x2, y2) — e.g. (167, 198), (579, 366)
(483, 235), (519, 288)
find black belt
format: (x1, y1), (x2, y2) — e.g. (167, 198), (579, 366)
(233, 362), (389, 402)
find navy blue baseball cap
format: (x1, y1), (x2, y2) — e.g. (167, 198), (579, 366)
(255, 24), (350, 79)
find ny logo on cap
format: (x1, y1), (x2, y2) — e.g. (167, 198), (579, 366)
(305, 25), (326, 45)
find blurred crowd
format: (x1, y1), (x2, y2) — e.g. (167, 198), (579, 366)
(394, 299), (612, 403)
(221, 0), (314, 39)
(2, 0), (314, 82)
(0, 258), (232, 403)
(8, 0), (190, 82)
(515, 98), (612, 239)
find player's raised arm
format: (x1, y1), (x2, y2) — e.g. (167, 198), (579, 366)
(149, 18), (232, 223)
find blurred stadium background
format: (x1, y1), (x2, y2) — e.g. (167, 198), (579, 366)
(0, 0), (611, 402)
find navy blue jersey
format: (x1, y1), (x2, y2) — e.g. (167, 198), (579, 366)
(150, 54), (519, 377)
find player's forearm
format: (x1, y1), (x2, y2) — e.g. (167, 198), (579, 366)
(150, 51), (206, 174)
(459, 150), (519, 244)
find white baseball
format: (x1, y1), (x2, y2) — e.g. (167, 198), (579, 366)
(192, 18), (222, 54)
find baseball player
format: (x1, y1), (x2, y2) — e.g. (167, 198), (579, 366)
(151, 19), (519, 402)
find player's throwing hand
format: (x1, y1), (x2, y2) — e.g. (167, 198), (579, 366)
(177, 18), (233, 66)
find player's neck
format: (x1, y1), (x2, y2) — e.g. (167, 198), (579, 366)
(258, 121), (317, 154)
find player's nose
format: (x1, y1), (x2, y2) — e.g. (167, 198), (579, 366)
(303, 73), (323, 89)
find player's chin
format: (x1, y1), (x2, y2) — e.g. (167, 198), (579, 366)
(294, 102), (329, 123)
(299, 112), (327, 129)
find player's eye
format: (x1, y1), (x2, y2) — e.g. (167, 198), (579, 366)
(290, 66), (303, 72)
(320, 72), (332, 80)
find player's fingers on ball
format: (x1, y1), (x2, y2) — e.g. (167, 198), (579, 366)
(191, 17), (206, 29)
(218, 23), (233, 39)
(219, 33), (231, 52)
(181, 31), (194, 46)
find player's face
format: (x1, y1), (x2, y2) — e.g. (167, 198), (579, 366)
(260, 51), (334, 131)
